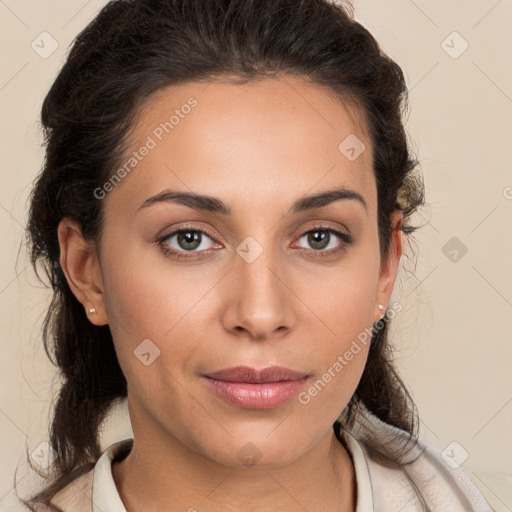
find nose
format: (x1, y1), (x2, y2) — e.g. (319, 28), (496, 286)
(221, 242), (296, 341)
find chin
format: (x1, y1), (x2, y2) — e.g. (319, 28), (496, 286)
(202, 434), (307, 470)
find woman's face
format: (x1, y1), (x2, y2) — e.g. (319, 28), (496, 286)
(65, 75), (402, 468)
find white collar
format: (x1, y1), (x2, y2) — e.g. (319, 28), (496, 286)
(91, 432), (372, 512)
(92, 438), (132, 512)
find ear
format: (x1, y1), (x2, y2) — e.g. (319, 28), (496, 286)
(374, 209), (403, 323)
(57, 217), (108, 326)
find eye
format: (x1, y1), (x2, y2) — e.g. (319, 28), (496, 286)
(157, 224), (353, 261)
(158, 227), (221, 260)
(294, 226), (352, 256)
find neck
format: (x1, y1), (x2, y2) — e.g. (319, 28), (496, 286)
(112, 411), (356, 512)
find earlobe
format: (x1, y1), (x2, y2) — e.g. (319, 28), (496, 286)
(57, 217), (108, 325)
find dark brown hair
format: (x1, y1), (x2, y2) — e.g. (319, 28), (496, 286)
(21, 0), (426, 509)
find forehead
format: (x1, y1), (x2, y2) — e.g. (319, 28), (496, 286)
(108, 75), (375, 214)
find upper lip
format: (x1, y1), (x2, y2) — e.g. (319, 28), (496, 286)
(204, 365), (309, 383)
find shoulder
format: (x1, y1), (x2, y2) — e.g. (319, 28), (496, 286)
(48, 469), (94, 512)
(360, 436), (493, 511)
(47, 438), (132, 512)
(343, 408), (494, 512)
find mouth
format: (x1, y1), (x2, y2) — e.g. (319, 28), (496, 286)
(201, 365), (310, 410)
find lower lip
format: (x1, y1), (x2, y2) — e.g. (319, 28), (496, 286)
(202, 376), (309, 409)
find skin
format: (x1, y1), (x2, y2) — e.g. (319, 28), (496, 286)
(58, 75), (403, 512)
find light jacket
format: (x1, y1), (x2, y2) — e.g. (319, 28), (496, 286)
(44, 409), (493, 511)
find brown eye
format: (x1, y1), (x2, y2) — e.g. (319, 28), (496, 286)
(306, 230), (330, 250)
(158, 227), (221, 259)
(296, 227), (352, 254)
(176, 230), (202, 251)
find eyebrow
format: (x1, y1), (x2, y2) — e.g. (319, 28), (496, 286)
(135, 186), (368, 215)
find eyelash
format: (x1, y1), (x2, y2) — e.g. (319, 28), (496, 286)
(157, 223), (353, 260)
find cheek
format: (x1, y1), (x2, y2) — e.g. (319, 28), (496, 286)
(101, 233), (208, 338)
(99, 241), (217, 387)
(299, 249), (379, 341)
(297, 282), (374, 419)
(293, 253), (379, 413)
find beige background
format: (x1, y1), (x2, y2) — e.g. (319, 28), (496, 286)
(1, 0), (511, 510)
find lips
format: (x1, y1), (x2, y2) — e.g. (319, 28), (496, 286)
(204, 365), (309, 383)
(201, 365), (310, 409)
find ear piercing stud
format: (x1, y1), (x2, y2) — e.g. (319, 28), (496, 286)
(88, 308), (96, 315)
(378, 304), (385, 310)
